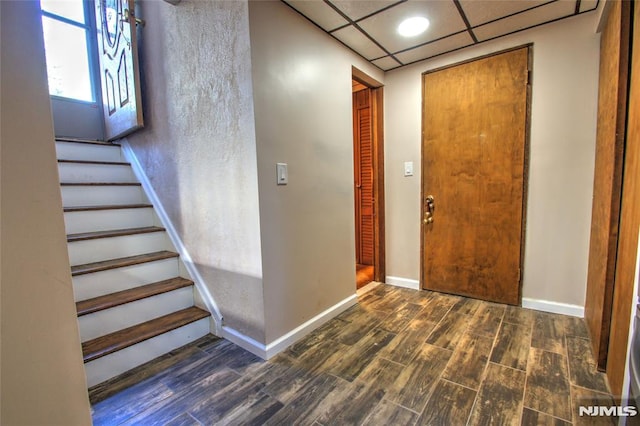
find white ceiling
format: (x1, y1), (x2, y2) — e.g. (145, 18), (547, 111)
(282, 0), (600, 71)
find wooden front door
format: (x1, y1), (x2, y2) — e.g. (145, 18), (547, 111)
(95, 0), (144, 140)
(421, 46), (530, 305)
(354, 87), (374, 266)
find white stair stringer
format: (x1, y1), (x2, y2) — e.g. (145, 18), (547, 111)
(55, 139), (215, 388)
(121, 140), (224, 334)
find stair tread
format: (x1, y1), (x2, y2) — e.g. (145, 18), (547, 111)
(76, 277), (194, 316)
(58, 159), (130, 166)
(68, 226), (166, 242)
(60, 182), (141, 186)
(82, 307), (210, 363)
(64, 203), (152, 212)
(56, 137), (120, 146)
(71, 250), (179, 276)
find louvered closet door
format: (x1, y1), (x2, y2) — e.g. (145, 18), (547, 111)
(354, 89), (374, 265)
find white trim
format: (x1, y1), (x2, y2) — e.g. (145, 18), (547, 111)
(221, 327), (268, 359)
(120, 139), (224, 335)
(356, 280), (381, 297)
(222, 294), (358, 359)
(385, 276), (420, 290)
(522, 297), (584, 318)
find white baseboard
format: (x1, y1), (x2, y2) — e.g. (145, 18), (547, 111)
(386, 276), (420, 290)
(522, 297), (584, 318)
(222, 293), (358, 359)
(120, 140), (224, 334)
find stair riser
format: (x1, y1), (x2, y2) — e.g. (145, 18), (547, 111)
(72, 258), (180, 301)
(68, 232), (171, 265)
(84, 318), (210, 387)
(61, 185), (146, 207)
(64, 208), (155, 234)
(79, 287), (194, 341)
(56, 142), (122, 162)
(58, 162), (136, 183)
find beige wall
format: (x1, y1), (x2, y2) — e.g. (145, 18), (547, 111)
(385, 13), (600, 307)
(248, 0), (384, 343)
(125, 0), (266, 341)
(0, 1), (92, 423)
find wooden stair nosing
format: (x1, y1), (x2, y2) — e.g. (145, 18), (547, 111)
(58, 159), (130, 166)
(55, 137), (120, 147)
(82, 306), (210, 363)
(71, 250), (179, 276)
(60, 182), (141, 187)
(68, 226), (166, 242)
(64, 203), (152, 212)
(76, 277), (194, 317)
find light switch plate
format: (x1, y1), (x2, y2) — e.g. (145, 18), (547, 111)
(276, 163), (288, 185)
(404, 161), (414, 177)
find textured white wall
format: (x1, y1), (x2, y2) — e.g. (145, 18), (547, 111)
(0, 1), (92, 423)
(126, 0), (265, 341)
(384, 13), (601, 307)
(248, 1), (384, 343)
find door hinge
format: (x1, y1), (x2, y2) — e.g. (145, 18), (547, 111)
(527, 70), (532, 86)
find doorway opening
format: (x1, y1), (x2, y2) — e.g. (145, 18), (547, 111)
(352, 67), (385, 289)
(39, 0), (144, 141)
(40, 0), (105, 140)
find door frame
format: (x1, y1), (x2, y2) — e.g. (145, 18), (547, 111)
(352, 66), (386, 283)
(419, 44), (533, 300)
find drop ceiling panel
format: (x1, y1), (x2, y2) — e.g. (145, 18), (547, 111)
(473, 0), (576, 41)
(281, 0), (601, 71)
(395, 31), (474, 64)
(358, 0), (467, 54)
(372, 56), (402, 71)
(284, 0), (349, 31)
(580, 0), (599, 13)
(330, 0), (400, 21)
(332, 25), (388, 60)
(459, 0), (551, 27)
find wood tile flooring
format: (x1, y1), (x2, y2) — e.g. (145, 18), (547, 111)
(90, 283), (616, 425)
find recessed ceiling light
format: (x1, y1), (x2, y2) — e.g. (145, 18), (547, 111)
(398, 16), (430, 37)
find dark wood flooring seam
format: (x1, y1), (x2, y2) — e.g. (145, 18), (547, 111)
(380, 398), (421, 416)
(441, 377), (477, 393)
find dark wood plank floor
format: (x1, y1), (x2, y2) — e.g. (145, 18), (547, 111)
(90, 283), (615, 425)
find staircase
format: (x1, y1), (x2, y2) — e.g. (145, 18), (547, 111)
(56, 139), (211, 387)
